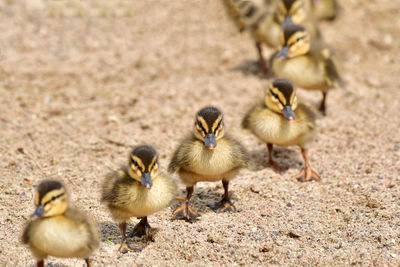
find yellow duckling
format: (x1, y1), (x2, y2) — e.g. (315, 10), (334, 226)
(309, 0), (339, 21)
(271, 23), (342, 114)
(102, 145), (177, 253)
(22, 180), (99, 267)
(242, 78), (320, 182)
(222, 0), (320, 72)
(169, 106), (249, 220)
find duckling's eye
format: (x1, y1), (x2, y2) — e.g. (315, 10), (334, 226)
(51, 196), (57, 201)
(270, 90), (279, 99)
(131, 160), (139, 168)
(196, 121), (207, 136)
(214, 120), (222, 134)
(296, 36), (305, 43)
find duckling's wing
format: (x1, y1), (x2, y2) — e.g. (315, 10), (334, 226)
(22, 221), (33, 244)
(227, 135), (250, 167)
(168, 135), (194, 173)
(324, 57), (343, 88)
(101, 169), (127, 202)
(242, 102), (263, 129)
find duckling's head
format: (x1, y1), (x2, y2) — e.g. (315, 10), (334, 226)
(276, 23), (310, 60)
(31, 180), (68, 220)
(276, 0), (307, 26)
(128, 145), (159, 189)
(194, 106), (225, 150)
(265, 78), (298, 121)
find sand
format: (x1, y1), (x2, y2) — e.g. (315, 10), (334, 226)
(0, 0), (399, 266)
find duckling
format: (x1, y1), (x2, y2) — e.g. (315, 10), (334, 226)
(309, 0), (339, 21)
(22, 180), (99, 267)
(222, 0), (320, 72)
(168, 106), (249, 220)
(242, 78), (320, 182)
(102, 145), (177, 253)
(271, 23), (342, 115)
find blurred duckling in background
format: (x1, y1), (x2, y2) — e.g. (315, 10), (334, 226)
(271, 23), (342, 115)
(22, 180), (99, 267)
(222, 0), (320, 72)
(102, 145), (177, 253)
(242, 78), (320, 182)
(169, 106), (249, 220)
(309, 0), (339, 21)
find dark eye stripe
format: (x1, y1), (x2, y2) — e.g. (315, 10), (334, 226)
(197, 120), (207, 135)
(214, 119), (222, 134)
(270, 90), (286, 106)
(43, 192), (65, 206)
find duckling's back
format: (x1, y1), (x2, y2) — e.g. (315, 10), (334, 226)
(22, 207), (99, 259)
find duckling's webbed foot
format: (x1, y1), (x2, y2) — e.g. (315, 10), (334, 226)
(209, 180), (236, 213)
(129, 217), (151, 238)
(118, 222), (143, 253)
(37, 260), (44, 267)
(174, 202), (200, 220)
(173, 186), (200, 221)
(295, 167), (320, 182)
(210, 198), (236, 213)
(118, 241), (143, 254)
(295, 148), (321, 182)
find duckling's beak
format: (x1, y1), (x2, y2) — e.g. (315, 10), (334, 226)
(282, 16), (293, 27)
(283, 105), (296, 121)
(276, 46), (289, 60)
(141, 172), (152, 189)
(204, 133), (217, 150)
(30, 205), (44, 221)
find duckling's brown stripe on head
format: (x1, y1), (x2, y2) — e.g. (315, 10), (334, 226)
(272, 78), (295, 103)
(282, 0), (296, 10)
(131, 145), (158, 172)
(37, 180), (63, 203)
(197, 106), (222, 133)
(283, 24), (305, 43)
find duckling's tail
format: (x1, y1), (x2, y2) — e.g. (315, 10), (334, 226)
(222, 0), (270, 33)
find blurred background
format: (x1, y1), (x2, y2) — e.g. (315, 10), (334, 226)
(0, 0), (399, 266)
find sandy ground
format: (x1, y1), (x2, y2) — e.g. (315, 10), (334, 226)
(0, 0), (399, 266)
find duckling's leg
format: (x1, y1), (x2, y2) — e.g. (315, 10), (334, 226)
(37, 261), (44, 267)
(210, 180), (236, 213)
(267, 143), (286, 173)
(295, 148), (321, 182)
(256, 42), (267, 73)
(173, 186), (200, 220)
(85, 258), (91, 267)
(130, 217), (151, 238)
(118, 222), (143, 253)
(319, 91), (327, 115)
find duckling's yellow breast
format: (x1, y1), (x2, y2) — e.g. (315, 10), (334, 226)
(248, 106), (315, 147)
(29, 216), (92, 258)
(122, 175), (176, 217)
(184, 139), (237, 177)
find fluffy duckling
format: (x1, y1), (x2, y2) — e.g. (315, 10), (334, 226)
(242, 78), (320, 182)
(222, 0), (320, 72)
(169, 106), (249, 220)
(271, 23), (342, 115)
(309, 0), (339, 21)
(102, 145), (177, 253)
(22, 180), (99, 267)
